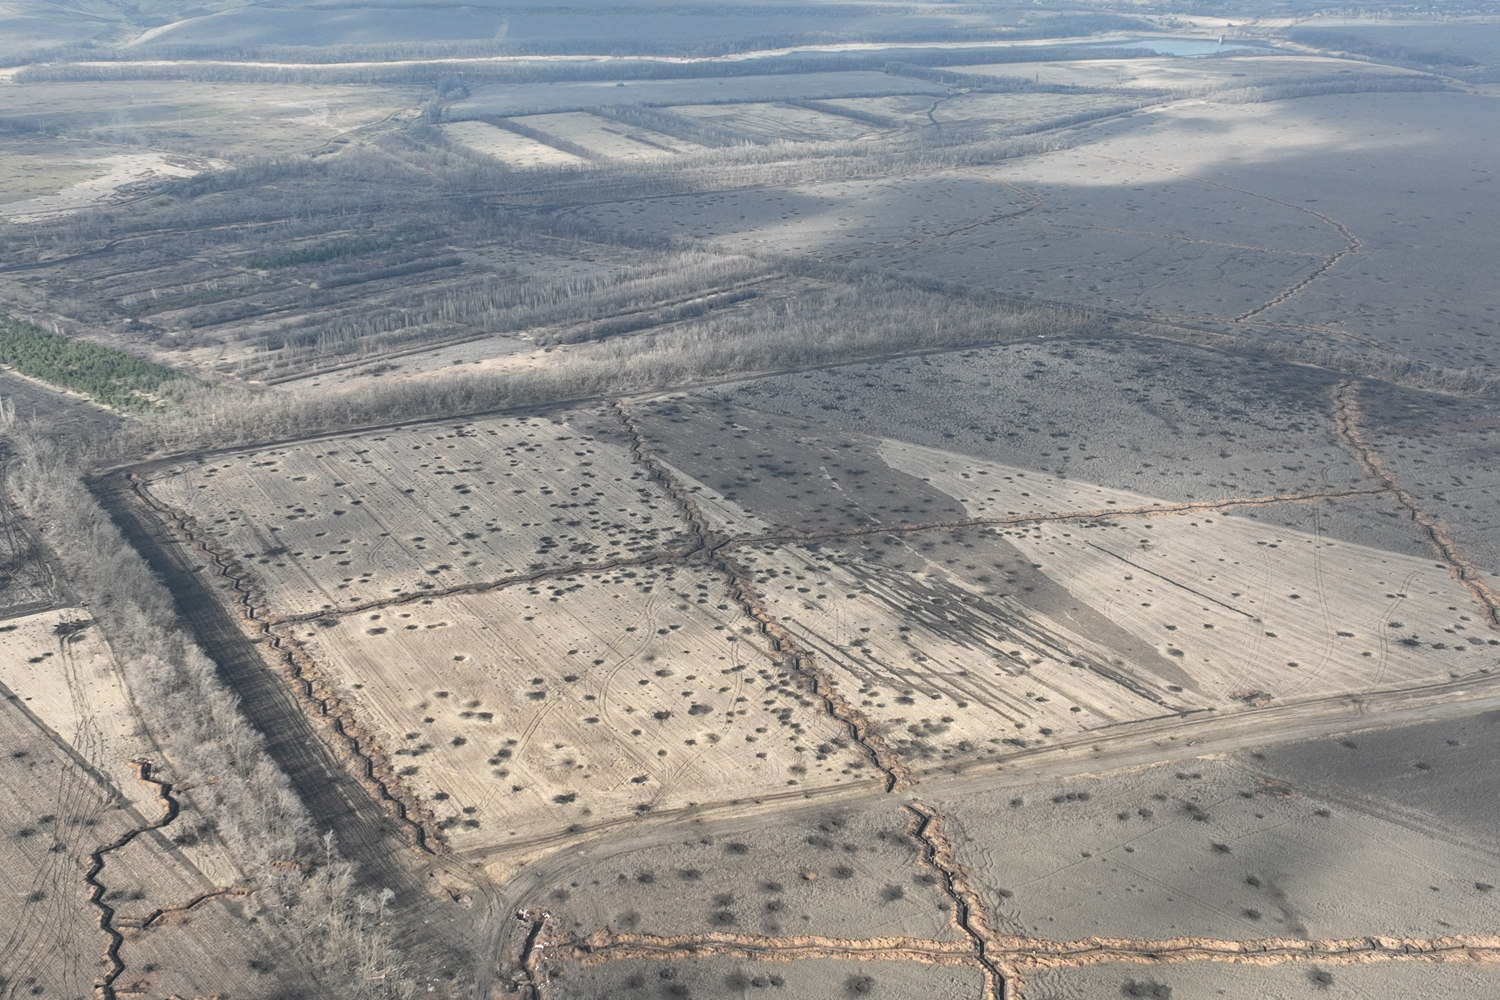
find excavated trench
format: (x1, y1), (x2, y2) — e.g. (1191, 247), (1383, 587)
(90, 472), (480, 982)
(1332, 380), (1500, 628)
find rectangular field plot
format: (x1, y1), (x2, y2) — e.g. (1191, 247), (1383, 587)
(1020, 960), (1500, 1000)
(745, 539), (1175, 765)
(933, 92), (1137, 131)
(440, 120), (586, 168)
(547, 956), (987, 1000)
(290, 563), (874, 855)
(508, 112), (708, 161)
(714, 436), (1490, 775)
(939, 54), (1418, 90)
(531, 799), (964, 943)
(142, 409), (695, 618)
(671, 102), (880, 142)
(931, 759), (1500, 945)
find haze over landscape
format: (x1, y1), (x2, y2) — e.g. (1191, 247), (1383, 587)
(1, 1), (1499, 998)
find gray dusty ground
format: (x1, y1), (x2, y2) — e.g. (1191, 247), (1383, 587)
(1021, 958), (1500, 1000)
(522, 799), (963, 942)
(924, 756), (1500, 943)
(547, 955), (987, 1000)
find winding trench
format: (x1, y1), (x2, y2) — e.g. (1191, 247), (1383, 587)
(85, 761), (179, 1000)
(906, 803), (1006, 1000)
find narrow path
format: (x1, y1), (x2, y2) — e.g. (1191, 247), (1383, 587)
(1331, 380), (1500, 628)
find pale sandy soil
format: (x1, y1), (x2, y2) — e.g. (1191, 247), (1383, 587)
(294, 565), (867, 855)
(142, 407), (695, 617)
(0, 150), (217, 222)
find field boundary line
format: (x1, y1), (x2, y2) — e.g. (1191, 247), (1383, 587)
(117, 474), (443, 853)
(613, 397), (911, 792)
(1331, 380), (1500, 628)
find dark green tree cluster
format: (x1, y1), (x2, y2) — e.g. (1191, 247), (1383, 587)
(0, 316), (182, 409)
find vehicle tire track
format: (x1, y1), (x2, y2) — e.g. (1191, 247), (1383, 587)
(1331, 381), (1500, 628)
(85, 760), (178, 1000)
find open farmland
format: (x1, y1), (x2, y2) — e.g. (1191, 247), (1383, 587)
(939, 53), (1426, 89)
(137, 409), (697, 617)
(449, 72), (946, 119)
(509, 112), (708, 161)
(1021, 960), (1500, 1000)
(548, 956), (988, 1000)
(440, 120), (586, 168)
(671, 102), (881, 143)
(131, 383), (1500, 867)
(6, 8), (1500, 996)
(830, 92), (1138, 134)
(0, 80), (425, 158)
(288, 565), (867, 855)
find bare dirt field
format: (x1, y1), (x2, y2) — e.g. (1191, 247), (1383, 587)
(289, 564), (867, 855)
(700, 339), (1431, 555)
(940, 53), (1422, 89)
(139, 408), (697, 617)
(1022, 958), (1500, 1000)
(548, 955), (988, 1000)
(451, 73), (946, 118)
(524, 797), (965, 943)
(441, 120), (588, 168)
(0, 80), (425, 157)
(671, 102), (880, 142)
(509, 111), (709, 160)
(11, 24), (1500, 997)
(927, 757), (1500, 943)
